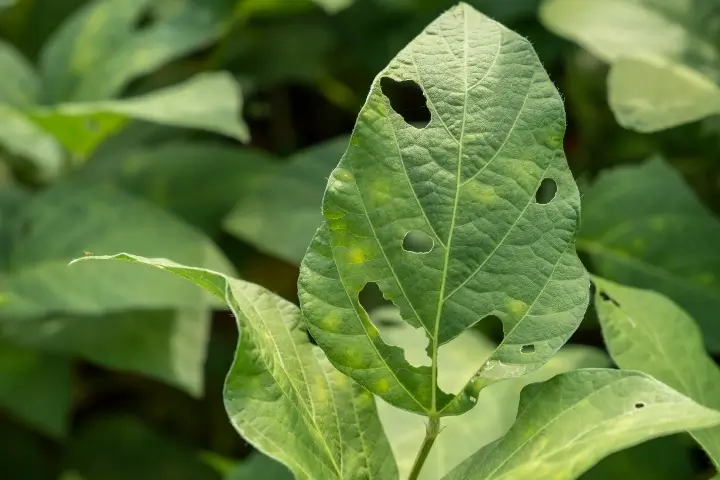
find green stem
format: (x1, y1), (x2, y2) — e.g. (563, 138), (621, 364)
(408, 416), (441, 480)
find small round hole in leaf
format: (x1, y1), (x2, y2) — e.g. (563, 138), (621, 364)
(535, 178), (557, 204)
(634, 402), (646, 409)
(521, 344), (535, 354)
(402, 230), (434, 253)
(380, 77), (430, 127)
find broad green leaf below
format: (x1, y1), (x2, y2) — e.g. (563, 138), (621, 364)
(577, 158), (720, 351)
(593, 277), (720, 468)
(298, 2), (588, 416)
(224, 137), (349, 264)
(372, 307), (609, 479)
(71, 253), (399, 480)
(444, 369), (720, 479)
(540, 0), (720, 131)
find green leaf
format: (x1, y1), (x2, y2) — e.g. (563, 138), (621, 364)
(224, 137), (349, 264)
(0, 183), (231, 394)
(66, 416), (220, 480)
(30, 72), (249, 159)
(38, 0), (229, 102)
(593, 276), (720, 467)
(72, 253), (399, 480)
(373, 307), (609, 479)
(0, 341), (71, 438)
(608, 56), (720, 132)
(445, 369), (720, 479)
(298, 2), (588, 415)
(3, 309), (210, 396)
(226, 453), (292, 480)
(80, 141), (274, 233)
(0, 39), (38, 107)
(0, 105), (65, 182)
(577, 158), (720, 351)
(540, 0), (720, 131)
(0, 182), (231, 318)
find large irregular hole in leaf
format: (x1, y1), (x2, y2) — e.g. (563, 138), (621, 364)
(402, 230), (434, 253)
(520, 344), (535, 354)
(436, 315), (503, 394)
(379, 77), (431, 127)
(535, 178), (557, 204)
(361, 283), (431, 367)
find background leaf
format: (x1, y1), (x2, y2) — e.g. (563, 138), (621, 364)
(578, 158), (720, 351)
(224, 136), (348, 264)
(66, 416), (220, 480)
(540, 0), (720, 131)
(0, 342), (70, 438)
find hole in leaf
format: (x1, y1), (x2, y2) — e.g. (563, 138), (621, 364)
(634, 402), (646, 409)
(402, 230), (434, 253)
(599, 291), (621, 307)
(535, 178), (557, 204)
(437, 327), (496, 393)
(477, 314), (504, 344)
(380, 77), (430, 127)
(360, 282), (431, 367)
(520, 344), (535, 354)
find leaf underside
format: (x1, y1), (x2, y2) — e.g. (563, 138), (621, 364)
(298, 2), (588, 416)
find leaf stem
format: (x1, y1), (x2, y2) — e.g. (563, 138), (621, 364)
(408, 416), (441, 480)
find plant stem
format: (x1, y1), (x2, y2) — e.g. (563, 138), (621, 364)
(408, 416), (441, 480)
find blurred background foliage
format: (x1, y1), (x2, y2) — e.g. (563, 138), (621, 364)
(0, 0), (719, 478)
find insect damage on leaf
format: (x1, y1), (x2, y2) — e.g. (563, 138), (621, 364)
(298, 2), (589, 416)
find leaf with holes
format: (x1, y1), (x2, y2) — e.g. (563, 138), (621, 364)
(70, 253), (398, 480)
(298, 2), (588, 416)
(593, 276), (720, 468)
(444, 369), (720, 479)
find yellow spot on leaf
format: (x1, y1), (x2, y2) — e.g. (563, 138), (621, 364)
(313, 384), (328, 403)
(348, 247), (365, 264)
(334, 168), (353, 182)
(322, 313), (340, 331)
(507, 299), (529, 317)
(374, 378), (390, 393)
(466, 183), (498, 204)
(344, 349), (364, 368)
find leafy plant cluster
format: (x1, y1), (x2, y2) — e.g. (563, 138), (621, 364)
(1, 0), (720, 479)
